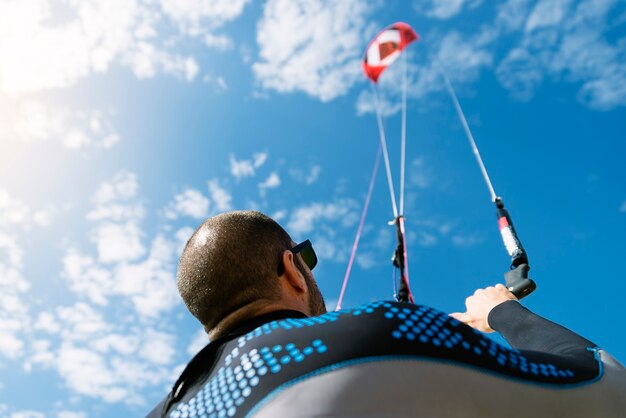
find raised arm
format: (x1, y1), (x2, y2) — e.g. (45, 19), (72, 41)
(450, 284), (597, 360)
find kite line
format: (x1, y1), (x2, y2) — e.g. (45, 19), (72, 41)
(338, 21), (536, 309)
(335, 145), (382, 310)
(436, 60), (536, 299)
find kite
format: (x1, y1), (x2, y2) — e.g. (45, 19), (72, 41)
(363, 22), (418, 83)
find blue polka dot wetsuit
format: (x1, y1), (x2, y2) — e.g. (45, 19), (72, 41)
(146, 301), (626, 418)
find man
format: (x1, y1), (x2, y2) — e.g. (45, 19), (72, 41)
(148, 210), (625, 418)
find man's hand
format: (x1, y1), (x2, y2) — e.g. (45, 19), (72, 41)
(449, 284), (518, 333)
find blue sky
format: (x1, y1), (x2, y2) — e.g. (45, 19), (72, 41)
(0, 0), (625, 416)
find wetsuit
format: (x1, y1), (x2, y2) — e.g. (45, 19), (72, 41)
(147, 301), (626, 418)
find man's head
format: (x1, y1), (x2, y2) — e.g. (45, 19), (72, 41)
(177, 210), (326, 335)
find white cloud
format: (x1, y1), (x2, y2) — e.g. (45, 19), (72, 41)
(0, 0), (103, 93)
(84, 171), (147, 264)
(216, 76), (228, 91)
(0, 0), (249, 154)
(114, 235), (179, 318)
(183, 57), (200, 82)
(0, 99), (121, 150)
(525, 0), (572, 32)
(439, 223), (454, 235)
(35, 312), (61, 334)
(452, 232), (484, 247)
(229, 152), (268, 180)
(10, 411), (45, 418)
(254, 0), (372, 101)
(234, 157), (256, 175)
(564, 27), (626, 109)
(56, 344), (129, 403)
(495, 0), (533, 33)
(355, 88), (403, 116)
(32, 207), (56, 226)
(93, 222), (146, 264)
(138, 329), (175, 365)
(175, 226), (195, 255)
(240, 43), (253, 64)
(0, 191), (67, 368)
(415, 0), (483, 20)
(0, 191), (37, 362)
(0, 329), (24, 360)
(31, 249), (177, 408)
(578, 72), (626, 109)
(415, 230), (438, 247)
(31, 302), (177, 405)
(62, 171), (179, 318)
(310, 235), (342, 261)
(57, 412), (87, 418)
(208, 179), (233, 212)
(23, 339), (55, 371)
(205, 33), (234, 51)
(2, 174), (192, 407)
(0, 0), (216, 95)
(272, 209), (287, 222)
(0, 188), (32, 227)
(165, 188), (210, 220)
(407, 217), (472, 249)
(412, 0), (626, 111)
(495, 0), (626, 109)
(129, 45), (200, 82)
(92, 334), (138, 356)
(356, 252), (377, 269)
(92, 171), (139, 206)
(254, 0), (618, 113)
(436, 32), (493, 83)
(306, 165), (321, 184)
(289, 165), (322, 185)
(409, 157), (431, 189)
(160, 0), (251, 32)
(64, 234), (179, 319)
(253, 152), (268, 168)
(87, 202), (142, 223)
(373, 227), (393, 250)
(62, 251), (112, 305)
(496, 48), (544, 100)
(287, 200), (359, 236)
(52, 333), (171, 403)
(258, 172), (281, 195)
(285, 199), (360, 265)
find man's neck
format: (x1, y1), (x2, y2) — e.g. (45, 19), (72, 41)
(208, 300), (308, 340)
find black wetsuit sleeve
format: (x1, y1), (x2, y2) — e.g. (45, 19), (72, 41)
(489, 300), (596, 360)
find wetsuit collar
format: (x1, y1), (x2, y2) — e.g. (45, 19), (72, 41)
(220, 309), (308, 341)
(162, 310), (308, 416)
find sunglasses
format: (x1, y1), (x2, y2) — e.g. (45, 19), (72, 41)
(277, 239), (318, 275)
(292, 239), (318, 270)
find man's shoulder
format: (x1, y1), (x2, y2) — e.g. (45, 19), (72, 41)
(242, 301), (454, 348)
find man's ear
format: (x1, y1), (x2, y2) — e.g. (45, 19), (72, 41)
(280, 250), (307, 293)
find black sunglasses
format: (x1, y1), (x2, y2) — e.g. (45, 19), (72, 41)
(277, 239), (318, 275)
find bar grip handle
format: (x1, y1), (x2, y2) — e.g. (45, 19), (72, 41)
(504, 263), (536, 299)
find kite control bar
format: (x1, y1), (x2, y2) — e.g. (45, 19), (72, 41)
(495, 197), (536, 299)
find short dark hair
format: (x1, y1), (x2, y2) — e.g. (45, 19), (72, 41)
(177, 211), (293, 332)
